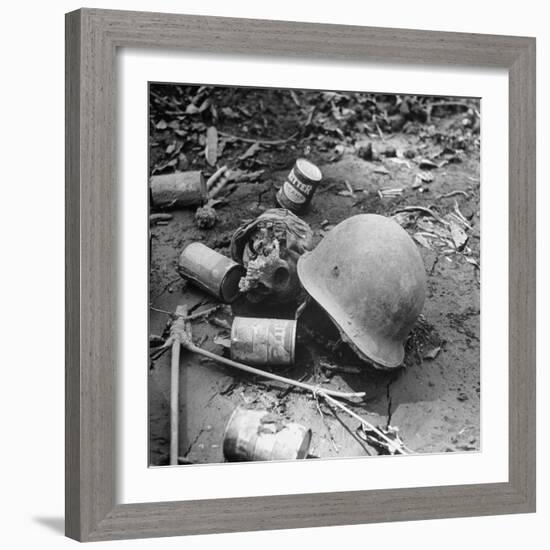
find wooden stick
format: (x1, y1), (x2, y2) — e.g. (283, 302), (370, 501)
(169, 305), (188, 466)
(183, 341), (365, 400)
(170, 338), (181, 466)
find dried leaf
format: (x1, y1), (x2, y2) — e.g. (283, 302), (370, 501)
(239, 142), (261, 161)
(185, 103), (200, 115)
(423, 346), (441, 360)
(450, 221), (468, 250)
(155, 120), (168, 130)
(418, 158), (438, 170)
(213, 336), (231, 348)
(414, 233), (432, 249)
(418, 171), (434, 183)
(221, 106), (240, 119)
(198, 98), (211, 113)
(205, 126), (218, 166)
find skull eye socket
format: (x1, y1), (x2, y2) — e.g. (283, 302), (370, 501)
(273, 266), (291, 289)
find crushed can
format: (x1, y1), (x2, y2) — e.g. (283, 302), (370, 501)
(178, 242), (245, 303)
(276, 158), (322, 213)
(230, 316), (296, 365)
(223, 407), (312, 461)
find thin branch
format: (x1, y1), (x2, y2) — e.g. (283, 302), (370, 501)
(435, 190), (470, 200)
(393, 205), (449, 226)
(149, 304), (221, 321)
(315, 397), (339, 453)
(321, 393), (410, 455)
(184, 341), (366, 400)
(218, 131), (298, 145)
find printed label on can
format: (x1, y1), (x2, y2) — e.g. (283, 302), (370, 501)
(232, 318), (295, 365)
(277, 162), (320, 212)
(266, 320), (292, 363)
(282, 180), (307, 204)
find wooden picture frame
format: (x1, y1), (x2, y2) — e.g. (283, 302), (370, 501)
(65, 8), (536, 541)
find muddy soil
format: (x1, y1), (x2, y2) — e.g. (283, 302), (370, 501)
(148, 86), (480, 464)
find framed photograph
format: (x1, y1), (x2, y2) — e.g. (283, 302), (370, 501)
(65, 8), (536, 542)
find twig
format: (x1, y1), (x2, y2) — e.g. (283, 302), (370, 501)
(206, 165), (228, 191)
(321, 393), (409, 455)
(150, 305), (175, 316)
(323, 400), (372, 455)
(183, 341), (365, 400)
(218, 131), (298, 145)
(149, 213), (174, 225)
(149, 304), (221, 321)
(343, 180), (356, 198)
(393, 206), (449, 226)
(315, 397), (339, 453)
(435, 190), (469, 200)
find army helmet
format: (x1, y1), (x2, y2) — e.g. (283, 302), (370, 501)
(297, 214), (426, 369)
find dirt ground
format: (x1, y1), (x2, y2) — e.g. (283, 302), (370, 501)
(148, 86), (480, 464)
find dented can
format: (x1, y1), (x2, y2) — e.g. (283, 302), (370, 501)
(223, 407), (312, 461)
(276, 158), (322, 213)
(178, 243), (245, 303)
(231, 317), (296, 365)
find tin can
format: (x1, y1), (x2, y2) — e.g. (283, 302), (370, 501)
(276, 158), (322, 213)
(230, 317), (296, 365)
(223, 408), (312, 462)
(150, 170), (207, 209)
(178, 243), (245, 303)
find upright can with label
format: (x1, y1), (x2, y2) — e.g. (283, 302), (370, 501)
(230, 316), (297, 365)
(276, 158), (322, 213)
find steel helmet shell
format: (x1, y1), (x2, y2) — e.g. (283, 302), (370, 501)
(297, 214), (426, 369)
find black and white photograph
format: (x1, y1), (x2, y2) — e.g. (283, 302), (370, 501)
(148, 83), (481, 466)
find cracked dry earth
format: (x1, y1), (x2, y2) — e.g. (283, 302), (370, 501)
(149, 147), (480, 464)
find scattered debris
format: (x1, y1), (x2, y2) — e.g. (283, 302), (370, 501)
(418, 158), (439, 170)
(182, 331), (366, 399)
(373, 165), (390, 176)
(357, 423), (411, 455)
(423, 345), (441, 360)
(149, 213), (174, 225)
(355, 141), (373, 160)
(149, 85), (480, 465)
(378, 187), (403, 198)
(195, 204), (217, 229)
